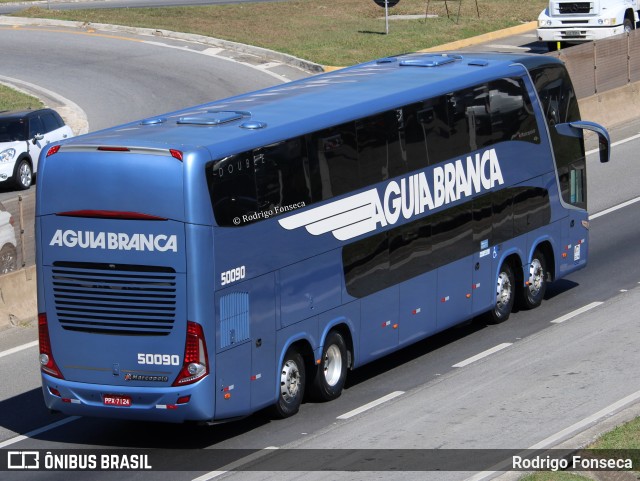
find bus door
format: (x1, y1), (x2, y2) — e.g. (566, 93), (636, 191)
(471, 195), (495, 314)
(215, 273), (276, 418)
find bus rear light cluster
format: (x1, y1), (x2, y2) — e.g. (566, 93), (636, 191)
(57, 210), (166, 220)
(172, 322), (209, 386)
(38, 313), (64, 379)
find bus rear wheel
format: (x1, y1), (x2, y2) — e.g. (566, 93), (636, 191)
(520, 249), (547, 310)
(311, 330), (348, 402)
(273, 348), (305, 418)
(488, 262), (515, 324)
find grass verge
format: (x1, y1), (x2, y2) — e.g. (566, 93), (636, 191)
(0, 84), (44, 111)
(517, 416), (640, 480)
(12, 0), (546, 66)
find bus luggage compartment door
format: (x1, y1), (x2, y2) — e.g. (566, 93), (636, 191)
(215, 273), (276, 419)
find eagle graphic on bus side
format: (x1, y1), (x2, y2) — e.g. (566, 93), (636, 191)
(279, 148), (504, 241)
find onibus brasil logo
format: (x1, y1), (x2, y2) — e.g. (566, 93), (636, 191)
(279, 148), (504, 241)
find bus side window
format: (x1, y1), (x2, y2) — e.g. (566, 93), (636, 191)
(312, 122), (358, 199)
(356, 110), (405, 182)
(254, 138), (313, 211)
(209, 151), (258, 227)
(448, 85), (492, 154)
(530, 65), (586, 209)
(488, 78), (540, 145)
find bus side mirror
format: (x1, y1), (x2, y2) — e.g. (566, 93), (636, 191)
(555, 121), (610, 163)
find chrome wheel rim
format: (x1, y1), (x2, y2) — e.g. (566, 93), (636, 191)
(280, 359), (301, 402)
(496, 271), (512, 311)
(528, 258), (544, 297)
(19, 162), (31, 188)
(323, 345), (342, 387)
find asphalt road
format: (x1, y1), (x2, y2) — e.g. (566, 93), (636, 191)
(1, 19), (640, 481)
(0, 23), (308, 202)
(1, 141), (640, 480)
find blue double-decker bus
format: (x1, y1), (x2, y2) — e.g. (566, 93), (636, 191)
(36, 52), (609, 423)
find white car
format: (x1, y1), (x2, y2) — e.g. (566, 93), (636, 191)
(0, 201), (17, 274)
(0, 108), (74, 190)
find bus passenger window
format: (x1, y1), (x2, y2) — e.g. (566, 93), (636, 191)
(208, 151), (258, 227)
(312, 122), (358, 199)
(449, 85), (492, 155)
(488, 78), (540, 145)
(356, 111), (405, 182)
(255, 138), (313, 212)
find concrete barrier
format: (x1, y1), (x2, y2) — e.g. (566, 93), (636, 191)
(0, 265), (36, 330)
(578, 82), (640, 130)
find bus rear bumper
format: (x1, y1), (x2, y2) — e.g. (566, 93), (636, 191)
(41, 373), (215, 423)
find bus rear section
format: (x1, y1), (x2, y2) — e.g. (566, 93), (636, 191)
(36, 144), (215, 423)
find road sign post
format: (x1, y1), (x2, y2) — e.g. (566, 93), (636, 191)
(372, 0), (401, 34)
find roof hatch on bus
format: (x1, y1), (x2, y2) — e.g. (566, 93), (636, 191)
(177, 110), (250, 126)
(399, 54), (462, 68)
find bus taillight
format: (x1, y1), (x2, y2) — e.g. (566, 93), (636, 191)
(38, 313), (64, 379)
(172, 321), (209, 386)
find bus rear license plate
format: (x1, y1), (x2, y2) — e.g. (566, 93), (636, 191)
(103, 395), (132, 407)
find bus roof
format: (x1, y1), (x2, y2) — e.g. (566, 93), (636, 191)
(61, 52), (561, 161)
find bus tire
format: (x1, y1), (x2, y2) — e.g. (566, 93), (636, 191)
(488, 262), (515, 324)
(273, 347), (305, 418)
(624, 17), (633, 34)
(311, 330), (348, 402)
(520, 249), (547, 310)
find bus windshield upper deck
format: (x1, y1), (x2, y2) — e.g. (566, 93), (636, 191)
(36, 52), (609, 423)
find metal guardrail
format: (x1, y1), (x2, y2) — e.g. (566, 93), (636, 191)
(547, 28), (640, 98)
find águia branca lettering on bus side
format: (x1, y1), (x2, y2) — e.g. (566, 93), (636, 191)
(49, 231), (178, 252)
(279, 148), (504, 241)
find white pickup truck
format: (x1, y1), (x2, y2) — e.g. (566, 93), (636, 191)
(537, 0), (640, 50)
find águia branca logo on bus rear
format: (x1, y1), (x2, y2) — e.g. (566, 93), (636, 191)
(49, 231), (178, 252)
(279, 148), (504, 241)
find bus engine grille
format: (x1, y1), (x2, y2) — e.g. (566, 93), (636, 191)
(51, 262), (177, 336)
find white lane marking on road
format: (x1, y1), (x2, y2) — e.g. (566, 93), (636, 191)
(452, 343), (512, 368)
(191, 446), (279, 481)
(202, 47), (225, 56)
(591, 195), (640, 219)
(0, 416), (81, 449)
(337, 391), (404, 420)
(141, 40), (290, 82)
(550, 302), (603, 324)
(0, 340), (37, 360)
(465, 389), (640, 481)
(586, 132), (640, 156)
(484, 44), (530, 51)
